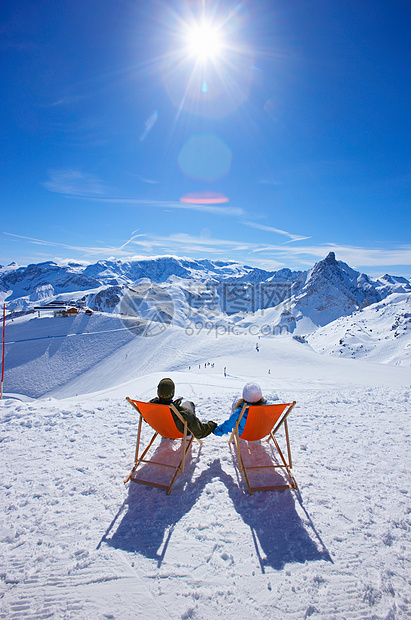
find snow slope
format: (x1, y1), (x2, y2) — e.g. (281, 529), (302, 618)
(3, 311), (411, 399)
(309, 293), (411, 366)
(1, 315), (411, 619)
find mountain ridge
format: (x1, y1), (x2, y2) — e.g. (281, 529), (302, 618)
(1, 252), (410, 337)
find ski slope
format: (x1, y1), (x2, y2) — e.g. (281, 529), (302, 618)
(1, 313), (410, 619)
(3, 311), (411, 399)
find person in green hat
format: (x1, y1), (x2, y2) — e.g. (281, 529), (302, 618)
(150, 377), (217, 439)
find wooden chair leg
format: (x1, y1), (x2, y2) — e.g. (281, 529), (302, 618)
(233, 433), (253, 494)
(166, 435), (194, 494)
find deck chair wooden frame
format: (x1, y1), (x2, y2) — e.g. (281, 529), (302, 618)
(124, 397), (202, 494)
(228, 401), (297, 494)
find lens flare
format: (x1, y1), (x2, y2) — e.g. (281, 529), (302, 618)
(180, 192), (229, 204)
(178, 134), (232, 182)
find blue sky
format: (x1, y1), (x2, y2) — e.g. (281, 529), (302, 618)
(1, 0), (411, 275)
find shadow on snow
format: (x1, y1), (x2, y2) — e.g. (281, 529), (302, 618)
(101, 445), (332, 572)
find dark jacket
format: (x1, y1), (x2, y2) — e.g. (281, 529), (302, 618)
(149, 396), (217, 439)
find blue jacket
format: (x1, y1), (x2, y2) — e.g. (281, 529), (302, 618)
(213, 398), (266, 436)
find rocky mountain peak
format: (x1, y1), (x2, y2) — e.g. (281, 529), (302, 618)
(310, 251), (343, 281)
(324, 251), (336, 263)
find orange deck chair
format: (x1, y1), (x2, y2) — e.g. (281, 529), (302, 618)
(124, 397), (202, 494)
(228, 401), (297, 494)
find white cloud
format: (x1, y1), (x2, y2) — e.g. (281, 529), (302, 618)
(43, 169), (108, 197)
(93, 197), (244, 217)
(42, 171), (244, 216)
(243, 220), (310, 243)
(137, 175), (159, 184)
(3, 232), (149, 258)
(252, 242), (411, 270)
(313, 244), (411, 269)
(4, 231), (411, 274)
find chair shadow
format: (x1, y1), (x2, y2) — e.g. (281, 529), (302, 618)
(103, 448), (332, 572)
(128, 436), (196, 488)
(234, 437), (296, 490)
(101, 439), (210, 566)
(216, 456), (332, 572)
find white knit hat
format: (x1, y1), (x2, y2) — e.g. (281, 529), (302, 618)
(242, 382), (263, 403)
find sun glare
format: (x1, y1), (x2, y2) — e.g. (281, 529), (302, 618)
(162, 7), (253, 117)
(186, 21), (224, 63)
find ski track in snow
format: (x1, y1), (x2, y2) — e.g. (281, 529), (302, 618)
(1, 385), (410, 619)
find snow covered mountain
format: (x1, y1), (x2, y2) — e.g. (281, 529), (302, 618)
(0, 252), (409, 336)
(1, 252), (410, 327)
(308, 292), (411, 366)
(3, 250), (409, 400)
(287, 252), (410, 334)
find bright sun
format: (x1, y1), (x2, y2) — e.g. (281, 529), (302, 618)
(185, 21), (224, 63)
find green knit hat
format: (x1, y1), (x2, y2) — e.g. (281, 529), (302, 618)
(157, 377), (175, 400)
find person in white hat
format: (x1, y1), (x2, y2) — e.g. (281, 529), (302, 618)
(213, 382), (265, 436)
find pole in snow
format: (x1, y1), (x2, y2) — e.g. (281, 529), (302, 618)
(1, 303), (5, 400)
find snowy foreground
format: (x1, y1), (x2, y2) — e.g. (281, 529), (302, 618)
(1, 318), (411, 619)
